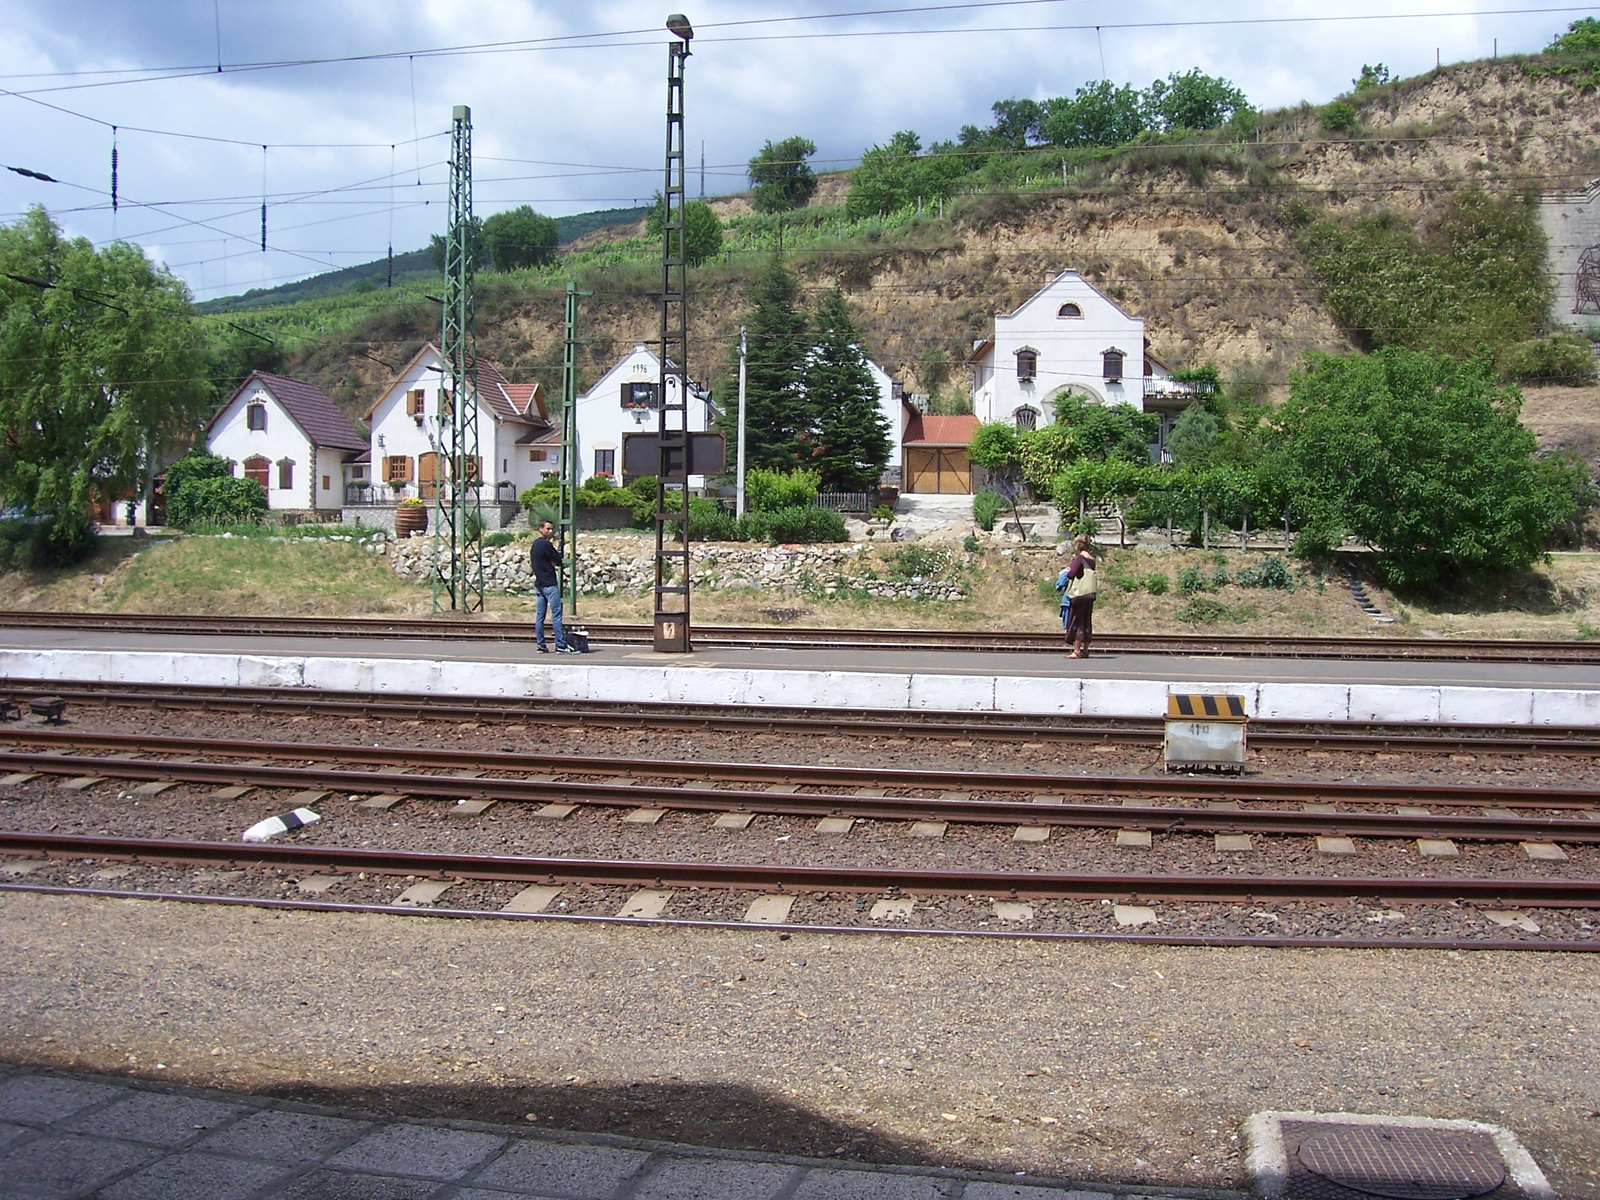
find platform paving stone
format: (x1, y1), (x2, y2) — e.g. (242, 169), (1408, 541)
(0, 1131), (165, 1195)
(58, 1088), (245, 1146)
(327, 1122), (506, 1179)
(97, 1149), (293, 1200)
(0, 1069), (1198, 1200)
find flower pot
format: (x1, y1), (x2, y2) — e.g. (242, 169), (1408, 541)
(394, 505), (428, 538)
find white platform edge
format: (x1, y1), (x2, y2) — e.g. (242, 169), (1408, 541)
(1242, 1110), (1554, 1200)
(4, 648), (1600, 726)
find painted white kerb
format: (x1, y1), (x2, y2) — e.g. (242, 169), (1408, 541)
(4, 648), (1600, 726)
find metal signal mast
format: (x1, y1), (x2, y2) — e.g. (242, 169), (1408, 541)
(432, 104), (485, 613)
(652, 15), (694, 652)
(558, 280), (590, 617)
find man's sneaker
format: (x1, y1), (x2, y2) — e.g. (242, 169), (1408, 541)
(557, 643), (580, 654)
(535, 644), (550, 653)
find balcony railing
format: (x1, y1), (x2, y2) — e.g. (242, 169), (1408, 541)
(345, 480), (520, 507)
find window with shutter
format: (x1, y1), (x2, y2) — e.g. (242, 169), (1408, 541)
(407, 388), (426, 416)
(246, 403), (266, 431)
(278, 459), (294, 490)
(529, 450), (546, 462)
(244, 456), (270, 488)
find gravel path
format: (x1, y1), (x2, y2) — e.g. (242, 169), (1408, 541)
(1, 892), (1595, 1197)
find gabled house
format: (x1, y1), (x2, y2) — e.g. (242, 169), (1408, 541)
(205, 372), (366, 513)
(573, 343), (715, 487)
(967, 270), (1194, 453)
(358, 344), (548, 528)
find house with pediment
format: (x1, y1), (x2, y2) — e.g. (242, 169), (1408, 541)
(574, 343), (715, 487)
(967, 270), (1195, 449)
(353, 344), (549, 529)
(205, 372), (367, 514)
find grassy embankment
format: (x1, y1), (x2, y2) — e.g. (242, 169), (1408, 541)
(4, 532), (1598, 641)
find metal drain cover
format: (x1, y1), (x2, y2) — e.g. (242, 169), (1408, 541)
(1299, 1125), (1507, 1200)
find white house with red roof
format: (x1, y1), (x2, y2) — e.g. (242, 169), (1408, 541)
(205, 372), (367, 513)
(356, 343), (548, 528)
(574, 343), (715, 487)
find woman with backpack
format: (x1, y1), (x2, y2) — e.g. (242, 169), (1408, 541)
(1055, 534), (1098, 659)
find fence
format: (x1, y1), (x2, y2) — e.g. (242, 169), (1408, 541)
(814, 491), (874, 513)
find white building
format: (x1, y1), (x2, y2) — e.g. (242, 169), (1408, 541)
(967, 270), (1194, 447)
(572, 343), (715, 488)
(865, 358), (902, 480)
(205, 372), (366, 513)
(357, 344), (548, 527)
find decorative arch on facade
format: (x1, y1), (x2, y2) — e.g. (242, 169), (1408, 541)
(1044, 383), (1104, 410)
(1012, 405), (1039, 431)
(1057, 302), (1083, 318)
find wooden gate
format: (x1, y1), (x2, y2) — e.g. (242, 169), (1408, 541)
(904, 447), (971, 494)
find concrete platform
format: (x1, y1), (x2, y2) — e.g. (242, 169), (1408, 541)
(0, 1066), (1204, 1200)
(2, 629), (1598, 726)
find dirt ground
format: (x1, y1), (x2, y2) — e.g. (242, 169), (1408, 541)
(0, 893), (1595, 1196)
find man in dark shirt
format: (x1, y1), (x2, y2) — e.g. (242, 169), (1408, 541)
(529, 520), (574, 653)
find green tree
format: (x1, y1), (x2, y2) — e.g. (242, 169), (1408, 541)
(1166, 404), (1222, 466)
(845, 131), (966, 219)
(720, 260), (811, 470)
(748, 136), (819, 213)
(1040, 81), (1148, 147)
(0, 208), (211, 549)
(968, 422), (1019, 472)
(1276, 348), (1583, 588)
(481, 205), (558, 271)
(804, 290), (891, 491)
(1353, 63), (1392, 92)
(1548, 17), (1600, 52)
(427, 215), (487, 274)
(984, 99), (1044, 148)
(1143, 69), (1250, 131)
(646, 197), (723, 267)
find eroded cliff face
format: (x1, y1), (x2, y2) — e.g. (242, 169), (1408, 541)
(282, 59), (1600, 413)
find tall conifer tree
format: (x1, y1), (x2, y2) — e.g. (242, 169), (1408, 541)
(804, 289), (892, 491)
(720, 259), (810, 470)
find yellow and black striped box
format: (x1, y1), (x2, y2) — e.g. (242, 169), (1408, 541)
(1166, 693), (1248, 721)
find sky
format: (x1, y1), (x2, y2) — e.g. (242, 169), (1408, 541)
(0, 0), (1587, 301)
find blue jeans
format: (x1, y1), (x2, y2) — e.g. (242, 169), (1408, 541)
(535, 585), (566, 649)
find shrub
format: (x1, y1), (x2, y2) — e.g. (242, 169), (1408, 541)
(1499, 334), (1597, 383)
(740, 504), (846, 544)
(1321, 102), (1357, 133)
(527, 500), (558, 528)
(1211, 565), (1231, 588)
(871, 504), (896, 522)
(1177, 597), (1251, 625)
(968, 422), (1019, 471)
(519, 479), (559, 516)
(463, 509), (485, 544)
(482, 530), (518, 548)
(688, 497), (737, 542)
(745, 467), (820, 512)
(962, 533), (981, 553)
(1142, 572), (1169, 595)
(0, 516), (95, 573)
(1236, 556), (1295, 589)
(886, 544), (947, 579)
(577, 475), (620, 506)
(972, 489), (1004, 531)
(1176, 564), (1208, 595)
(170, 477), (266, 529)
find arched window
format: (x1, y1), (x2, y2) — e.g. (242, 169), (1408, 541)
(1015, 348), (1037, 382)
(1013, 406), (1038, 432)
(1057, 302), (1083, 318)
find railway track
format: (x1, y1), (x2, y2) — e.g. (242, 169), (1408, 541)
(3, 731), (1598, 844)
(7, 680), (1600, 756)
(4, 609), (1598, 663)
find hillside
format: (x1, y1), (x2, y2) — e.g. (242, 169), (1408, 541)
(210, 55), (1600, 418)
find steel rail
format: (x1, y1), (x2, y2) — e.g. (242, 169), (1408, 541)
(8, 679), (1600, 756)
(3, 831), (1597, 905)
(4, 882), (1597, 953)
(2, 609), (1597, 662)
(4, 729), (1599, 812)
(3, 745), (1599, 842)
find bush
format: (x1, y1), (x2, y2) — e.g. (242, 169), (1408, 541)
(165, 454), (244, 529)
(1177, 597), (1251, 625)
(972, 489), (1004, 531)
(871, 504), (896, 522)
(688, 497), (737, 542)
(886, 544), (946, 580)
(481, 530), (518, 548)
(1211, 565), (1231, 588)
(519, 479), (559, 516)
(962, 533), (982, 553)
(1142, 572), (1169, 595)
(968, 423), (1019, 471)
(170, 476), (266, 529)
(1236, 556), (1295, 589)
(1499, 334), (1597, 383)
(527, 500), (558, 529)
(576, 475), (620, 506)
(745, 468), (820, 513)
(740, 504), (846, 544)
(1321, 102), (1358, 133)
(0, 516), (95, 573)
(1176, 564), (1208, 595)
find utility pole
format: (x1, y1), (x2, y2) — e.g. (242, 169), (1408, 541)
(653, 14), (694, 652)
(559, 280), (590, 617)
(736, 325), (748, 519)
(432, 104), (484, 613)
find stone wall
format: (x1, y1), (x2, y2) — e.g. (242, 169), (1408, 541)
(1540, 179), (1600, 328)
(385, 534), (970, 601)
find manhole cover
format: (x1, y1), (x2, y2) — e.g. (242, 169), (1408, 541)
(1299, 1126), (1507, 1200)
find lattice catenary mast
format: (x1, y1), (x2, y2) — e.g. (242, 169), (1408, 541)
(652, 15), (694, 652)
(432, 104), (485, 613)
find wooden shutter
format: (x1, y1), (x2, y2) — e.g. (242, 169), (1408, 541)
(407, 388), (426, 416)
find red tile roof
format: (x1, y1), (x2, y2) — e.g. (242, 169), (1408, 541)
(212, 373), (366, 453)
(902, 413), (980, 446)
